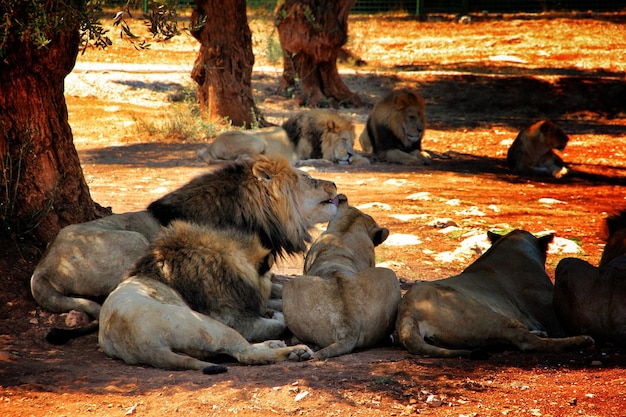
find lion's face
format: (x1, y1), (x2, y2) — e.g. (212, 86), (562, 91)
(541, 121), (569, 151)
(389, 91), (426, 149)
(322, 129), (357, 165)
(293, 168), (339, 226)
(321, 118), (357, 165)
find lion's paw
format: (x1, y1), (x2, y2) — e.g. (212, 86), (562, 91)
(553, 166), (569, 179)
(263, 340), (287, 349)
(287, 345), (314, 361)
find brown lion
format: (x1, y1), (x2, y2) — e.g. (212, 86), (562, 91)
(283, 195), (401, 360)
(99, 221), (314, 372)
(506, 119), (569, 178)
(282, 109), (370, 166)
(359, 88), (429, 165)
(147, 156), (339, 259)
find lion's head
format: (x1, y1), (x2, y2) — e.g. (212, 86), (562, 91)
(538, 120), (569, 151)
(319, 114), (358, 165)
(385, 89), (426, 150)
(147, 156), (338, 258)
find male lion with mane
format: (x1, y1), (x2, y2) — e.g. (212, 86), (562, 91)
(282, 109), (370, 166)
(283, 195), (401, 360)
(99, 221), (314, 372)
(197, 110), (369, 166)
(396, 230), (594, 358)
(359, 88), (429, 165)
(506, 119), (569, 178)
(148, 155), (339, 259)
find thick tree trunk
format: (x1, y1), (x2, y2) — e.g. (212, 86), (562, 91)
(190, 0), (267, 127)
(276, 0), (361, 107)
(0, 29), (107, 244)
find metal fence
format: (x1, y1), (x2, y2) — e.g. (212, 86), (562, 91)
(112, 1), (626, 15)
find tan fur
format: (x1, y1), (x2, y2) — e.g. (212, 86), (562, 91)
(98, 220), (315, 372)
(148, 156), (339, 258)
(396, 230), (594, 358)
(30, 211), (163, 318)
(282, 109), (370, 166)
(198, 127), (299, 164)
(283, 195), (401, 360)
(359, 88), (429, 165)
(506, 120), (569, 178)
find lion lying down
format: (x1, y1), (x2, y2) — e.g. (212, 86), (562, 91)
(30, 211), (163, 320)
(283, 195), (401, 360)
(396, 230), (594, 358)
(99, 221), (314, 372)
(198, 110), (370, 166)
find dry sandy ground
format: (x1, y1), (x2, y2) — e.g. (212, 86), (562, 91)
(2, 11), (626, 417)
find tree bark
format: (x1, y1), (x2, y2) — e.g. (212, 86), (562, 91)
(276, 0), (361, 107)
(190, 0), (267, 127)
(0, 29), (107, 244)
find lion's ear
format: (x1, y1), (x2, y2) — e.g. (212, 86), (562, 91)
(251, 157), (277, 181)
(372, 227), (389, 246)
(487, 230), (502, 244)
(326, 119), (337, 131)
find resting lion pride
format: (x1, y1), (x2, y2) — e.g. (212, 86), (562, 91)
(40, 156), (339, 346)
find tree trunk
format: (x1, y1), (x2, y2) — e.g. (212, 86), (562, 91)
(276, 0), (361, 107)
(0, 29), (107, 244)
(190, 0), (267, 127)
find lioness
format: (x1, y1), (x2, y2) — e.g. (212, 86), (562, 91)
(506, 119), (569, 178)
(99, 221), (313, 372)
(359, 88), (430, 165)
(282, 109), (370, 166)
(396, 230), (594, 357)
(283, 195), (401, 360)
(30, 211), (163, 319)
(554, 210), (626, 346)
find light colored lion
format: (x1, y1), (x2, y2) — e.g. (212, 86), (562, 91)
(506, 119), (569, 178)
(99, 221), (314, 372)
(396, 230), (594, 358)
(283, 195), (401, 360)
(359, 88), (429, 165)
(197, 126), (299, 164)
(282, 109), (370, 166)
(30, 211), (163, 320)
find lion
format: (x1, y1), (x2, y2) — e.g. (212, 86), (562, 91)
(197, 126), (299, 164)
(282, 109), (370, 166)
(506, 119), (569, 178)
(396, 230), (594, 358)
(282, 195), (401, 360)
(359, 88), (429, 165)
(554, 210), (626, 346)
(147, 156), (339, 259)
(43, 156), (338, 345)
(30, 211), (163, 320)
(99, 221), (314, 372)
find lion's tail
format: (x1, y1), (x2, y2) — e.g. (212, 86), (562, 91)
(397, 317), (474, 359)
(46, 321), (99, 345)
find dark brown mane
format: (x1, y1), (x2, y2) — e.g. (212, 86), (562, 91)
(605, 209), (626, 237)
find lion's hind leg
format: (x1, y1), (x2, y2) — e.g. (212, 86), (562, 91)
(30, 273), (102, 319)
(233, 313), (288, 343)
(234, 340), (313, 365)
(502, 325), (594, 352)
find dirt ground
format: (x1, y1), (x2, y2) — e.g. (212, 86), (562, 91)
(2, 10), (626, 417)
